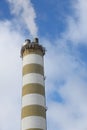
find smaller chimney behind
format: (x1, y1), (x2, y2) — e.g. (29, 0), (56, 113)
(33, 38), (39, 44)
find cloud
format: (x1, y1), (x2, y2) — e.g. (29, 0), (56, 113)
(0, 20), (23, 130)
(43, 38), (87, 130)
(7, 0), (38, 37)
(62, 0), (87, 45)
(42, 1), (87, 126)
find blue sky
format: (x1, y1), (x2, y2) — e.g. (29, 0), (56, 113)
(0, 0), (87, 130)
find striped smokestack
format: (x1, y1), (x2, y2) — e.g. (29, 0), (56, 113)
(21, 38), (47, 130)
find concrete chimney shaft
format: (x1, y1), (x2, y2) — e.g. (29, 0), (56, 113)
(21, 38), (47, 130)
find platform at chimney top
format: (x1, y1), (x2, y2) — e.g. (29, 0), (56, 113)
(20, 38), (45, 58)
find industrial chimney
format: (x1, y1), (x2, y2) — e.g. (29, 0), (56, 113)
(21, 38), (47, 130)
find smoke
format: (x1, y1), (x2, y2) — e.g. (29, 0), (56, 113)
(7, 0), (38, 37)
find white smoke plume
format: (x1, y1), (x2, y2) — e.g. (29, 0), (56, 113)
(7, 0), (38, 37)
